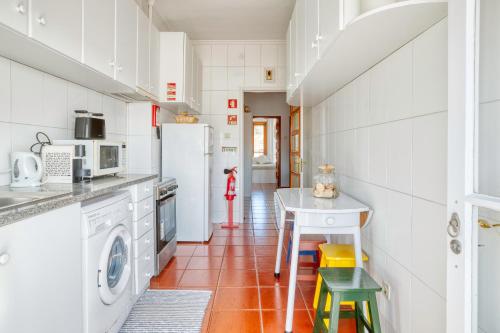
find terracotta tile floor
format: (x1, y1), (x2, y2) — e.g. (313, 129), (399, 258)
(150, 183), (356, 333)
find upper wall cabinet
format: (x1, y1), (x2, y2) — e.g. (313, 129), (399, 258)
(149, 24), (160, 99)
(84, 0), (115, 78)
(31, 0), (82, 61)
(0, 1), (28, 34)
(115, 0), (138, 89)
(159, 32), (202, 114)
(286, 0), (448, 107)
(137, 8), (150, 94)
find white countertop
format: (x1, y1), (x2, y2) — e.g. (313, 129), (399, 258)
(276, 188), (370, 214)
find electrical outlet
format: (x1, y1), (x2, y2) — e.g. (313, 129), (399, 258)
(382, 281), (391, 300)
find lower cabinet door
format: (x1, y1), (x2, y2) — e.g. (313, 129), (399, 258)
(134, 246), (155, 295)
(0, 204), (83, 333)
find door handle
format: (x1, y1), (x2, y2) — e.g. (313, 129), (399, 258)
(478, 219), (500, 229)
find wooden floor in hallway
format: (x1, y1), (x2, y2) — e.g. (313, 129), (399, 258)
(151, 183), (356, 332)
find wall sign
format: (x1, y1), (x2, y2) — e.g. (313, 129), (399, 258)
(227, 115), (238, 125)
(167, 82), (176, 101)
(228, 99), (238, 109)
(264, 67), (275, 82)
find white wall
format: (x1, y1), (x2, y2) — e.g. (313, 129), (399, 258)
(192, 40), (286, 222)
(244, 92), (290, 195)
(0, 57), (128, 186)
(307, 19), (448, 333)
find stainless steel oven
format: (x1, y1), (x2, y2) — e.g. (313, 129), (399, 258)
(154, 178), (177, 276)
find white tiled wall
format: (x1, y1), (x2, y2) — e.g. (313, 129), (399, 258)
(307, 19), (448, 333)
(192, 40), (286, 223)
(0, 56), (129, 186)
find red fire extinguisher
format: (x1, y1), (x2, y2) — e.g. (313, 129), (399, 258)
(222, 167), (239, 229)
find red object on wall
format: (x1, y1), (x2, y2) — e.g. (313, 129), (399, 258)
(152, 104), (159, 127)
(227, 115), (237, 125)
(228, 99), (238, 109)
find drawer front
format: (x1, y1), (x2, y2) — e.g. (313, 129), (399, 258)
(133, 212), (154, 239)
(134, 245), (154, 295)
(129, 180), (154, 203)
(133, 228), (154, 258)
(133, 197), (154, 221)
(301, 213), (360, 229)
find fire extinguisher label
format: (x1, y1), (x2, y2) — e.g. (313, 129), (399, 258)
(167, 82), (176, 101)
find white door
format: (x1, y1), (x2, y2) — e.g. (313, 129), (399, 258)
(305, 0), (319, 73)
(83, 0), (115, 78)
(447, 1), (500, 332)
(0, 0), (28, 34)
(31, 0), (82, 61)
(149, 24), (160, 98)
(136, 7), (149, 92)
(115, 0), (137, 88)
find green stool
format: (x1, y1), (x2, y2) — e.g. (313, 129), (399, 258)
(313, 267), (382, 333)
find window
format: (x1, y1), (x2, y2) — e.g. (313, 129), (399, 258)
(253, 122), (267, 157)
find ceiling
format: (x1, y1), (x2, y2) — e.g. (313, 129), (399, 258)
(154, 0), (295, 40)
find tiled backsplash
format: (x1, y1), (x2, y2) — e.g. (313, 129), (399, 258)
(0, 56), (128, 186)
(307, 19), (448, 333)
(191, 41), (286, 223)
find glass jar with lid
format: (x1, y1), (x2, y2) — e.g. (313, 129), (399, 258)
(313, 164), (339, 199)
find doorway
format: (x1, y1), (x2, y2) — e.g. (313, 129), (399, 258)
(289, 106), (301, 188)
(252, 116), (281, 186)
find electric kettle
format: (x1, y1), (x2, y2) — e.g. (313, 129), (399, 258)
(10, 152), (43, 187)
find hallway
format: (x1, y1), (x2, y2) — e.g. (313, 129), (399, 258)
(151, 184), (355, 332)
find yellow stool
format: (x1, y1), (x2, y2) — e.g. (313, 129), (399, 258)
(313, 243), (369, 310)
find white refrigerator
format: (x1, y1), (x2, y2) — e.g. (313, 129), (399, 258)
(161, 123), (214, 242)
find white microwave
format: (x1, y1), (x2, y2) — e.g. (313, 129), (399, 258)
(54, 140), (124, 178)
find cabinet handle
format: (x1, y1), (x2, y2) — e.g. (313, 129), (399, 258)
(117, 66), (123, 72)
(311, 42), (318, 49)
(144, 255), (151, 260)
(128, 203), (134, 211)
(16, 3), (25, 14)
(109, 60), (115, 67)
(145, 272), (152, 278)
(37, 16), (46, 26)
(145, 239), (151, 244)
(316, 34), (324, 41)
(144, 222), (150, 227)
(0, 253), (10, 265)
(294, 73), (301, 78)
(145, 187), (150, 193)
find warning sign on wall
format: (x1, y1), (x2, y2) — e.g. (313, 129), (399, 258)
(227, 115), (238, 125)
(228, 99), (238, 109)
(167, 82), (177, 101)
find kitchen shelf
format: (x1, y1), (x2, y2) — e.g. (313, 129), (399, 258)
(288, 0), (448, 107)
(0, 24), (152, 103)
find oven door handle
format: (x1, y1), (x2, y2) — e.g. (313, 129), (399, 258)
(159, 193), (176, 202)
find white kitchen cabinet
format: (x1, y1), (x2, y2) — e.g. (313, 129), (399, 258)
(294, 0), (306, 86)
(149, 23), (160, 98)
(83, 0), (115, 78)
(0, 204), (82, 333)
(115, 0), (137, 88)
(159, 32), (202, 113)
(318, 0), (342, 57)
(30, 0), (82, 61)
(136, 7), (149, 93)
(305, 0), (319, 73)
(0, 0), (29, 34)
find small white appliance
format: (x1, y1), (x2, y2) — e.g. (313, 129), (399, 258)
(81, 191), (133, 333)
(54, 140), (124, 178)
(154, 177), (178, 275)
(10, 152), (43, 187)
(161, 124), (213, 242)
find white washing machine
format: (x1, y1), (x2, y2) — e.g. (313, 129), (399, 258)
(81, 191), (134, 333)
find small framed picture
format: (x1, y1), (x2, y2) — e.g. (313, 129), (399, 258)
(264, 67), (275, 82)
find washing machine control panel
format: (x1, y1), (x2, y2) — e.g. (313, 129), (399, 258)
(82, 196), (132, 237)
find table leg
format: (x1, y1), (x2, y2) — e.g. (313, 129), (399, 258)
(274, 209), (286, 277)
(285, 218), (301, 333)
(353, 227), (363, 267)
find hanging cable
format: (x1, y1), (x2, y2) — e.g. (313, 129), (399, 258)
(30, 131), (52, 155)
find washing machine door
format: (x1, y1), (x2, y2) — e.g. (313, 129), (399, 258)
(98, 224), (132, 305)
